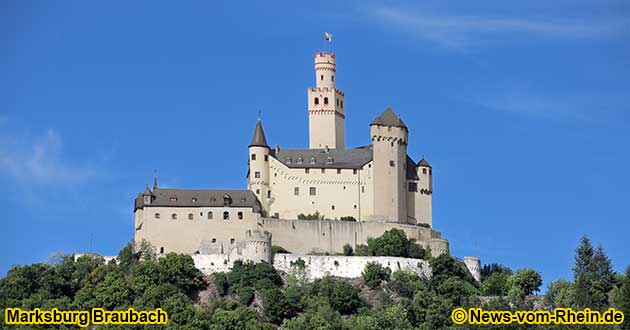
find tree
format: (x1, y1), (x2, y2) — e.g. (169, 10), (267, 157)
(362, 262), (391, 289)
(615, 266), (630, 330)
(573, 235), (596, 308)
(507, 269), (542, 301)
(592, 245), (615, 308)
(261, 287), (290, 324)
(387, 270), (426, 299)
(480, 263), (513, 280)
(157, 253), (205, 295)
(546, 279), (575, 308)
(343, 244), (354, 256)
(310, 276), (362, 315)
(481, 271), (511, 296)
(211, 307), (273, 330)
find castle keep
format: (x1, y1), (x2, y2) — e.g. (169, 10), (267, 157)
(133, 50), (479, 279)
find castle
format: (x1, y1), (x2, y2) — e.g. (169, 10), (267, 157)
(133, 50), (481, 280)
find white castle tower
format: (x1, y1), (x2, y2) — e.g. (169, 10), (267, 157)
(248, 119), (271, 212)
(370, 108), (408, 223)
(308, 52), (345, 149)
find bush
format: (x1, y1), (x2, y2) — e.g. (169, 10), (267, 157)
(271, 246), (290, 255)
(297, 212), (324, 220)
(213, 273), (229, 296)
(340, 216), (357, 222)
(310, 276), (362, 314)
(364, 229), (428, 259)
(261, 287), (290, 324)
(388, 270), (426, 298)
(343, 244), (354, 256)
(362, 262), (391, 289)
(237, 287), (255, 305)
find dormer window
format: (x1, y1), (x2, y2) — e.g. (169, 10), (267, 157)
(297, 157), (303, 164)
(326, 156), (334, 165)
(240, 197), (246, 202)
(169, 196), (177, 202)
(210, 197), (216, 202)
(192, 197), (197, 202)
(286, 157), (292, 164)
(223, 194), (232, 206)
(310, 157), (316, 164)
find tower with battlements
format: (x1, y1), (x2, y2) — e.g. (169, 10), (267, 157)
(308, 52), (345, 150)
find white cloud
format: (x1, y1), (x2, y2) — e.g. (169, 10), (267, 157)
(0, 128), (101, 184)
(367, 6), (625, 50)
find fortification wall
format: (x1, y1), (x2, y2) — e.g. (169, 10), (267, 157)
(257, 218), (446, 255)
(273, 253), (431, 279)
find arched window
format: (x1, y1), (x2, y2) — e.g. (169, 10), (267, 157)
(314, 97), (319, 105)
(320, 75), (324, 80)
(223, 211), (229, 220)
(171, 213), (177, 220)
(223, 194), (232, 206)
(160, 247), (164, 254)
(336, 99), (339, 106)
(297, 157), (303, 164)
(286, 157), (292, 164)
(238, 212), (243, 220)
(188, 213), (193, 220)
(326, 156), (334, 165)
(332, 75), (334, 82)
(310, 157), (316, 164)
(155, 213), (160, 219)
(208, 212), (213, 219)
(324, 97), (329, 105)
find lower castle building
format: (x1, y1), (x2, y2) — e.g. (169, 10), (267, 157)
(132, 49), (480, 280)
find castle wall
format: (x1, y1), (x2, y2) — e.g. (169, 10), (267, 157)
(273, 254), (431, 279)
(257, 218), (442, 255)
(134, 206), (260, 254)
(266, 157), (374, 221)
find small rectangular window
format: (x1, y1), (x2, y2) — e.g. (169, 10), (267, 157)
(390, 161), (395, 167)
(310, 187), (316, 196)
(294, 187), (299, 196)
(264, 155), (268, 161)
(321, 168), (325, 173)
(337, 169), (341, 174)
(305, 168), (310, 174)
(255, 171), (261, 178)
(251, 154), (256, 160)
(362, 186), (365, 193)
(408, 182), (418, 192)
(230, 238), (235, 244)
(331, 205), (335, 210)
(423, 168), (427, 174)
(267, 190), (271, 198)
(353, 169), (357, 174)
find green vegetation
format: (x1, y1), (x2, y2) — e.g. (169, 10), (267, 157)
(297, 211), (324, 220)
(271, 245), (290, 255)
(353, 229), (429, 259)
(1, 235), (628, 329)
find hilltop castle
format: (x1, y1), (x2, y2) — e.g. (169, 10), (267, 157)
(133, 50), (480, 279)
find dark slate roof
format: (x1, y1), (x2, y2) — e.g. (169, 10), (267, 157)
(135, 188), (261, 212)
(249, 119), (269, 148)
(418, 158), (432, 168)
(270, 145), (373, 169)
(406, 156), (419, 180)
(370, 107), (407, 129)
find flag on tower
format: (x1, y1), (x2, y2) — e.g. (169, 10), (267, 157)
(324, 32), (333, 43)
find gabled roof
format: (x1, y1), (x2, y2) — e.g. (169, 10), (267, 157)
(249, 119), (269, 148)
(418, 158), (432, 168)
(370, 107), (407, 129)
(271, 145), (373, 169)
(135, 189), (261, 212)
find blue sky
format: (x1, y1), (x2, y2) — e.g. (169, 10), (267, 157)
(1, 1), (629, 287)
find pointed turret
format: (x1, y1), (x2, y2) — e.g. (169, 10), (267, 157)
(370, 107), (407, 130)
(153, 176), (159, 191)
(249, 119), (269, 148)
(418, 158), (432, 168)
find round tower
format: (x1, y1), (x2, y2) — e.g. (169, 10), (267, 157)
(370, 107), (408, 223)
(248, 119), (270, 214)
(308, 52), (345, 149)
(464, 256), (481, 282)
(243, 230), (273, 263)
(415, 158), (433, 227)
(314, 52), (336, 88)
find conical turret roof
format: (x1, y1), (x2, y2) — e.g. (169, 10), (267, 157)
(249, 119), (269, 148)
(418, 158), (432, 168)
(370, 107), (407, 129)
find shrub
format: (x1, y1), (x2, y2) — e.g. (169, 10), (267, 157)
(343, 244), (354, 256)
(271, 246), (290, 255)
(237, 287), (254, 305)
(297, 212), (324, 220)
(340, 216), (357, 222)
(362, 262), (391, 289)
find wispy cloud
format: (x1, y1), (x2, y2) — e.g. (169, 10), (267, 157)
(367, 6), (626, 50)
(0, 128), (103, 185)
(469, 90), (626, 124)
